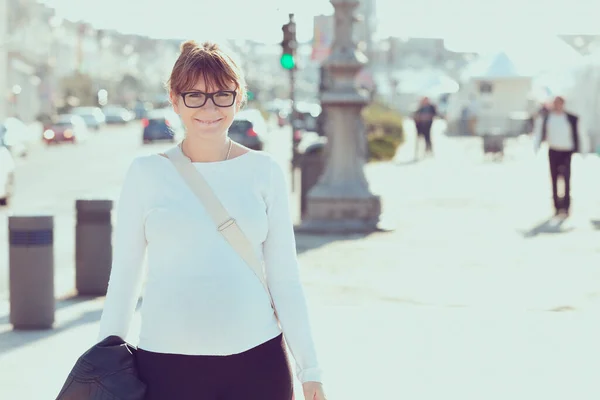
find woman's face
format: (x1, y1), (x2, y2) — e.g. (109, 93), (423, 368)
(171, 77), (240, 140)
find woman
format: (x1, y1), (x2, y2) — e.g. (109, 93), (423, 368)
(98, 40), (326, 400)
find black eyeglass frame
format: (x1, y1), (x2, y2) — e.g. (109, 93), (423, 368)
(180, 90), (237, 108)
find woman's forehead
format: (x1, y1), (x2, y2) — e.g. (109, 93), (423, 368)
(189, 76), (236, 92)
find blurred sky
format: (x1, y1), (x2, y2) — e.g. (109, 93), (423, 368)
(41, 0), (600, 51)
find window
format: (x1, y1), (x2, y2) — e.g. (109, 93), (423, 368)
(479, 81), (493, 93)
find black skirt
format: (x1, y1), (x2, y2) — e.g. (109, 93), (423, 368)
(136, 334), (293, 400)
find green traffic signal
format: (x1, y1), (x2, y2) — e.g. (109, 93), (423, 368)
(280, 53), (295, 70)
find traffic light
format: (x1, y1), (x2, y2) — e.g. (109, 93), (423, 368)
(280, 15), (296, 70)
(280, 54), (295, 70)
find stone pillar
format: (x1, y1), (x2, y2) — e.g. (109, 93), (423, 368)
(296, 0), (382, 233)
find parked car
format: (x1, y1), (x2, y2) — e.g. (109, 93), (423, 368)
(70, 107), (106, 130)
(43, 114), (89, 144)
(228, 109), (268, 150)
(0, 134), (16, 206)
(294, 101), (321, 131)
(102, 106), (134, 124)
(0, 117), (33, 158)
(142, 109), (180, 144)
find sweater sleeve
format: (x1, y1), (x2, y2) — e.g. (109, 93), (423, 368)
(97, 158), (147, 342)
(262, 159), (323, 384)
(532, 115), (543, 153)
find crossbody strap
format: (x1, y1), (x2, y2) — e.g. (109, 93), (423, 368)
(162, 145), (276, 313)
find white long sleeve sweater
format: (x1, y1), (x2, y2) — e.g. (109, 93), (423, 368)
(97, 151), (322, 383)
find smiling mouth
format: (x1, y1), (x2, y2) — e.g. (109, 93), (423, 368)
(195, 118), (222, 125)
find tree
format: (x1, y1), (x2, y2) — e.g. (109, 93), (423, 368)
(60, 72), (94, 108)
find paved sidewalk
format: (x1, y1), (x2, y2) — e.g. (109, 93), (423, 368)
(1, 133), (600, 399)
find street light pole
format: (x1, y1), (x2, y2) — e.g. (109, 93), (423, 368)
(280, 13), (298, 190)
(289, 56), (297, 171)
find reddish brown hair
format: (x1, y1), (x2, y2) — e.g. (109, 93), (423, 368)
(167, 41), (247, 106)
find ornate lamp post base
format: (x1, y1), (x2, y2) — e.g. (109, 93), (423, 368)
(296, 0), (389, 234)
(295, 196), (382, 234)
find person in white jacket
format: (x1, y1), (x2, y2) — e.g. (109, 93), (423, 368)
(532, 96), (587, 216)
(97, 40), (326, 400)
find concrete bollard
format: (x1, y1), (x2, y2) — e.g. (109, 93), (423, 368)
(8, 216), (55, 330)
(75, 200), (113, 296)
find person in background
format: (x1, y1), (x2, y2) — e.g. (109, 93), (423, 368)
(413, 96), (438, 157)
(533, 96), (587, 217)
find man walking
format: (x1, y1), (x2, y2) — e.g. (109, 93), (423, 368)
(533, 96), (586, 216)
(413, 97), (438, 157)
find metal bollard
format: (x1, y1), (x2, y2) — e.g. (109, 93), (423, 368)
(8, 216), (55, 330)
(75, 200), (113, 296)
(300, 144), (326, 217)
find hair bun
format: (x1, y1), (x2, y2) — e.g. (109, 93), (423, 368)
(201, 41), (219, 52)
(180, 40), (198, 54)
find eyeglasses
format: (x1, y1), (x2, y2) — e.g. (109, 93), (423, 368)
(180, 90), (237, 108)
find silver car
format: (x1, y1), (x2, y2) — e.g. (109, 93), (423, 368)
(71, 107), (106, 130)
(0, 117), (32, 158)
(0, 134), (16, 206)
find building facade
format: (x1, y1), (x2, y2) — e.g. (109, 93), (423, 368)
(1, 0), (180, 122)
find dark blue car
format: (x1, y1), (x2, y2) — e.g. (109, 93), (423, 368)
(142, 109), (180, 144)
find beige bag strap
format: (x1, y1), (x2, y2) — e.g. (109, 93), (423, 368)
(162, 145), (276, 313)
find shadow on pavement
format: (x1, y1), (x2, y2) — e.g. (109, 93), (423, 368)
(295, 232), (373, 255)
(0, 293), (99, 326)
(0, 296), (140, 357)
(0, 300), (101, 357)
(393, 158), (421, 166)
(521, 216), (573, 238)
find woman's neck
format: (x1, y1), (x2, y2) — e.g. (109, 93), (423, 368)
(181, 135), (231, 163)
